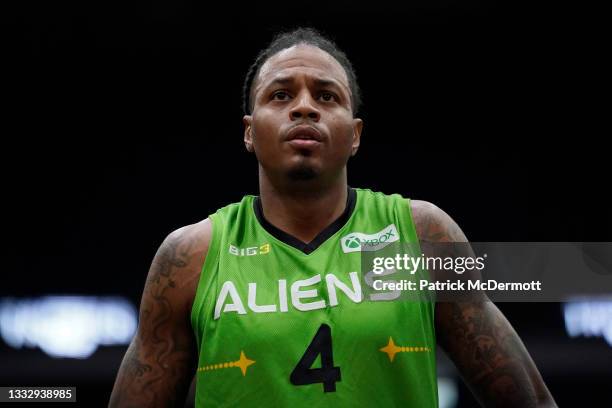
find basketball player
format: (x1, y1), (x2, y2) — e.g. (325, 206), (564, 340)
(109, 28), (557, 407)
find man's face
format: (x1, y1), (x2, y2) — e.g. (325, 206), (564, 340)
(243, 44), (362, 182)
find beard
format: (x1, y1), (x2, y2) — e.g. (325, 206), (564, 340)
(286, 162), (318, 181)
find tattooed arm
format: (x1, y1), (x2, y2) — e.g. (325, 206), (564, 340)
(109, 219), (212, 407)
(411, 200), (556, 408)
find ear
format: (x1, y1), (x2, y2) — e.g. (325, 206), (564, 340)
(350, 118), (363, 156)
(243, 115), (254, 153)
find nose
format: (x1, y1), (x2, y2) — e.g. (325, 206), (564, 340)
(290, 92), (320, 122)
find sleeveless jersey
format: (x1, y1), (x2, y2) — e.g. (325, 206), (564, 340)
(190, 187), (438, 407)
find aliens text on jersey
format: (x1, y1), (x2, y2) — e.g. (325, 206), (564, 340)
(214, 272), (364, 320)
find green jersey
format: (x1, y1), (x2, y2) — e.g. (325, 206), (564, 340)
(190, 187), (438, 407)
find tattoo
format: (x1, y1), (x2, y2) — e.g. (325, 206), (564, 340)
(412, 201), (553, 407)
(438, 302), (537, 407)
(413, 201), (466, 244)
(109, 231), (198, 407)
(126, 342), (152, 378)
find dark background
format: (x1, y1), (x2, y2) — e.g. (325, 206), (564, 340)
(4, 0), (610, 406)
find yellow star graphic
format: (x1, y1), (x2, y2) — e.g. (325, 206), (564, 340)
(379, 338), (431, 363)
(197, 350), (256, 376)
(380, 337), (402, 362)
(235, 350), (256, 376)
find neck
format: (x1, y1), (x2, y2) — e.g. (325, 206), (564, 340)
(258, 167), (349, 244)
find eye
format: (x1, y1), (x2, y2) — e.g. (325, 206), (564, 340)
(271, 91), (291, 101)
(319, 92), (337, 102)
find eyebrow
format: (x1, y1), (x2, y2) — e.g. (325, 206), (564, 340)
(264, 76), (345, 91)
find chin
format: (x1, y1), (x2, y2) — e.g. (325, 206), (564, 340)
(286, 164), (319, 181)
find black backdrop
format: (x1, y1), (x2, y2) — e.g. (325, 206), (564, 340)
(5, 0), (610, 406)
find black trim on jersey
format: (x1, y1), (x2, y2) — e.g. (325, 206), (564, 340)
(253, 187), (357, 255)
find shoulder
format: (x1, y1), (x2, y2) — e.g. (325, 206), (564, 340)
(409, 199), (468, 243)
(409, 199), (447, 227)
(162, 195), (254, 267)
(159, 217), (213, 278)
(150, 218), (213, 313)
(163, 217), (213, 258)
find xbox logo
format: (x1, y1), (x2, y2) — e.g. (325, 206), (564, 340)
(344, 236), (361, 249)
(340, 224), (400, 253)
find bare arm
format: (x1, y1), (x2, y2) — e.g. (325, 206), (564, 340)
(411, 200), (556, 408)
(109, 219), (211, 407)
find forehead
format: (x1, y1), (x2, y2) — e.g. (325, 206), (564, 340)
(255, 44), (350, 92)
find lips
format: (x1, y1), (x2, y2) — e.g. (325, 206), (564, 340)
(285, 125), (323, 142)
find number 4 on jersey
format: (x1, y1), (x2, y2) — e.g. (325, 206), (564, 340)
(290, 324), (341, 392)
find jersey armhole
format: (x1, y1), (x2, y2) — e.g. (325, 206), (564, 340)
(397, 196), (438, 316)
(190, 213), (222, 349)
(398, 196), (420, 245)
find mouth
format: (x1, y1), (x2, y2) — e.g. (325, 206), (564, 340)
(285, 125), (323, 150)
